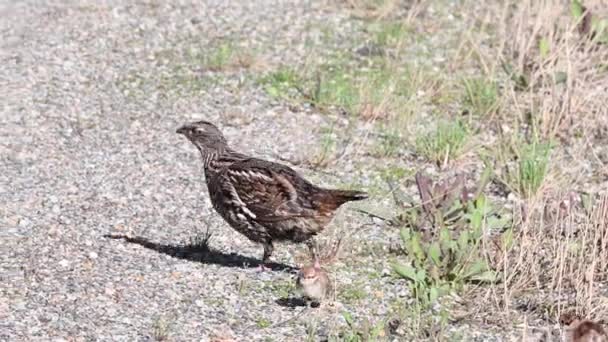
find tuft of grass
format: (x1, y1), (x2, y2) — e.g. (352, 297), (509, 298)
(204, 42), (235, 71)
(260, 58), (430, 125)
(188, 227), (213, 251)
(266, 279), (295, 299)
(199, 41), (256, 72)
(496, 136), (552, 198)
(256, 317), (272, 329)
(151, 315), (172, 341)
(374, 126), (402, 157)
(414, 120), (470, 168)
(516, 141), (552, 198)
(259, 67), (302, 99)
(372, 21), (409, 47)
(331, 312), (386, 342)
(462, 77), (500, 118)
(313, 68), (359, 114)
(308, 125), (338, 168)
(338, 282), (366, 304)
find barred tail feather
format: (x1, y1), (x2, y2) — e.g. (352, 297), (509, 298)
(328, 189), (368, 203)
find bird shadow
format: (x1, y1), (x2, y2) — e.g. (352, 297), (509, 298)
(103, 234), (296, 272)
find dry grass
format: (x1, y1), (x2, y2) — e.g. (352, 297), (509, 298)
(478, 0), (608, 141)
(327, 0), (608, 337)
(444, 1), (608, 336)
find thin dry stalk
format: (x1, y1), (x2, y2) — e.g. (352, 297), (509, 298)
(492, 0), (608, 140)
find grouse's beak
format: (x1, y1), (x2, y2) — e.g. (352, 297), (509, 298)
(176, 125), (189, 135)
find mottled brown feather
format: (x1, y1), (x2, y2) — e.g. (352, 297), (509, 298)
(177, 121), (368, 264)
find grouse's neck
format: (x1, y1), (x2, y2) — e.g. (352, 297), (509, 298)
(200, 146), (247, 174)
(198, 148), (219, 169)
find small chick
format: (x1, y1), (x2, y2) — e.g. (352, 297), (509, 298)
(296, 259), (332, 304)
(295, 238), (341, 306)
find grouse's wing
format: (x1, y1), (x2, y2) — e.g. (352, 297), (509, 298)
(220, 159), (316, 222)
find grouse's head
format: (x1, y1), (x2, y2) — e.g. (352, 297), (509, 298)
(176, 120), (228, 152)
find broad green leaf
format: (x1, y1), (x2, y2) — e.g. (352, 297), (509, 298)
(429, 287), (439, 303)
(400, 227), (411, 245)
(439, 227), (451, 248)
(410, 233), (425, 261)
(457, 230), (470, 251)
(462, 260), (489, 279)
(393, 262), (419, 282)
(429, 242), (442, 265)
(416, 269), (427, 282)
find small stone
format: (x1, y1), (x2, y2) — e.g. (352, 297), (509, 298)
(105, 286), (115, 296)
(89, 252), (98, 259)
(59, 259), (70, 268)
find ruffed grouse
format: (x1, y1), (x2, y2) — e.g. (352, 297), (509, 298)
(176, 121), (367, 267)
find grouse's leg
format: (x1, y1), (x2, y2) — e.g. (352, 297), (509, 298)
(257, 241), (274, 272)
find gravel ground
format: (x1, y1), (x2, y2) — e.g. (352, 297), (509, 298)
(0, 1), (417, 341)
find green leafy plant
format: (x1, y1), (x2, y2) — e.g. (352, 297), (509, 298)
(571, 0), (608, 44)
(415, 120), (470, 168)
(392, 170), (509, 307)
(393, 225), (496, 303)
